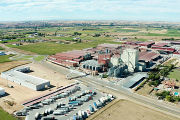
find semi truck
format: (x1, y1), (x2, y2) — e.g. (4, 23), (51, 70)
(35, 112), (39, 120)
(89, 105), (93, 112)
(53, 110), (66, 115)
(68, 101), (82, 106)
(73, 114), (76, 120)
(58, 107), (70, 112)
(94, 102), (98, 109)
(15, 111), (26, 116)
(78, 110), (82, 119)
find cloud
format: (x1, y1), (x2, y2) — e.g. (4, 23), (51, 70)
(0, 0), (180, 13)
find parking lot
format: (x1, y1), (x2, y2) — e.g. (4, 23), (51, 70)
(23, 84), (113, 120)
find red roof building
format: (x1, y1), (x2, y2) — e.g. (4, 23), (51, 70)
(138, 41), (155, 48)
(151, 47), (175, 53)
(139, 51), (160, 62)
(151, 42), (168, 48)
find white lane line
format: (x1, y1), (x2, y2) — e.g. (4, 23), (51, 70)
(106, 86), (117, 91)
(88, 82), (95, 85)
(91, 81), (101, 85)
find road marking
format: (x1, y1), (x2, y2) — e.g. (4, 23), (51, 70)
(91, 81), (101, 85)
(105, 86), (117, 91)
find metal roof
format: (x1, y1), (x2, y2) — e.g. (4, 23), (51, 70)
(0, 87), (4, 90)
(152, 42), (168, 47)
(139, 51), (160, 62)
(123, 74), (148, 88)
(138, 41), (155, 46)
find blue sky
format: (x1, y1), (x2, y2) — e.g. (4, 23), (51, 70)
(0, 0), (180, 22)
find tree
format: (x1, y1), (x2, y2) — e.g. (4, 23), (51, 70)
(149, 74), (155, 80)
(166, 95), (173, 102)
(155, 75), (160, 80)
(174, 96), (180, 102)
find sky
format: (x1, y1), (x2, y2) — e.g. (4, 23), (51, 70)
(0, 0), (180, 22)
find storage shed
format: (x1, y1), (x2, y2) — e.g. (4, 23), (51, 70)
(0, 87), (5, 95)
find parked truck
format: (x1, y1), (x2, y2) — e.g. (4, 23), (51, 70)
(89, 105), (93, 112)
(35, 112), (39, 120)
(53, 110), (66, 115)
(94, 102), (98, 109)
(41, 101), (50, 105)
(57, 94), (64, 98)
(78, 110), (82, 119)
(68, 101), (82, 106)
(58, 107), (70, 112)
(73, 114), (76, 120)
(16, 111), (26, 116)
(44, 109), (48, 115)
(48, 108), (51, 114)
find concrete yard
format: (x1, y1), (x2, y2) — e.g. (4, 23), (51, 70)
(26, 84), (108, 120)
(89, 99), (180, 120)
(0, 63), (74, 114)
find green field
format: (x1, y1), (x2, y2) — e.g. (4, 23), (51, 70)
(12, 39), (121, 55)
(168, 69), (180, 80)
(34, 55), (45, 61)
(0, 107), (17, 120)
(23, 56), (34, 58)
(5, 44), (17, 48)
(0, 55), (13, 63)
(134, 29), (180, 37)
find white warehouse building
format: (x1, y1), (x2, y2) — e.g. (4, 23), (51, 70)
(1, 67), (50, 91)
(0, 87), (5, 95)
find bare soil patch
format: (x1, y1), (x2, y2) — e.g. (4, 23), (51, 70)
(89, 99), (179, 120)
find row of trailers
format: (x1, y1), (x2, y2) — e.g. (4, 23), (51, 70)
(69, 94), (115, 120)
(15, 86), (81, 120)
(53, 89), (96, 116)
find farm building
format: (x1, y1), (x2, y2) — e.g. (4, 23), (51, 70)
(97, 43), (121, 49)
(137, 41), (155, 48)
(0, 87), (5, 95)
(0, 51), (5, 56)
(122, 41), (143, 45)
(151, 42), (168, 48)
(151, 47), (175, 53)
(139, 51), (160, 65)
(163, 41), (180, 46)
(1, 67), (50, 91)
(49, 50), (92, 63)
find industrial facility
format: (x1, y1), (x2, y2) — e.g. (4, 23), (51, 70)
(1, 67), (50, 91)
(47, 40), (180, 78)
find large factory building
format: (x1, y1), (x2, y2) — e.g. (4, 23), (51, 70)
(1, 67), (50, 91)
